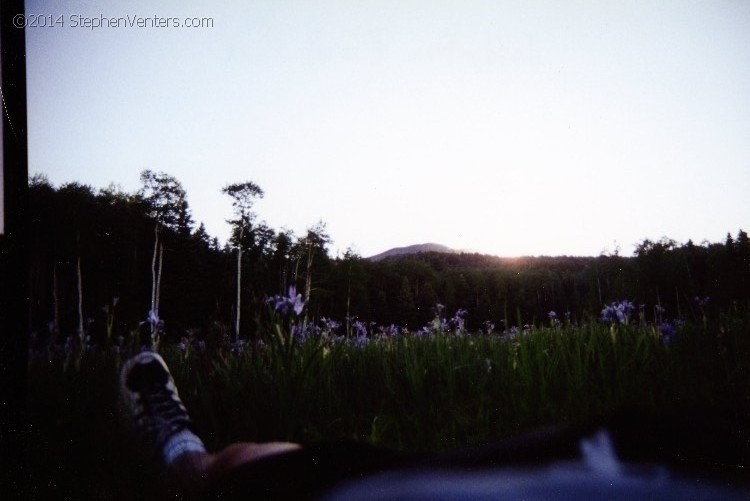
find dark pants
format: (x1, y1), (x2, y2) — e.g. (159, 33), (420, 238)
(202, 408), (748, 500)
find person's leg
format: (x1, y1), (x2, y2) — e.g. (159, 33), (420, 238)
(118, 351), (300, 494)
(170, 442), (302, 484)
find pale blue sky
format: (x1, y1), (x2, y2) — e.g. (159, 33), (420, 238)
(26, 0), (750, 257)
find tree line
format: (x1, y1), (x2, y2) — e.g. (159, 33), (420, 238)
(22, 171), (750, 346)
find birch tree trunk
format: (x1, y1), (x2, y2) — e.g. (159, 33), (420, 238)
(151, 223), (159, 337)
(76, 254), (84, 341)
(151, 224), (159, 315)
(52, 261), (59, 334)
(304, 241), (313, 304)
(155, 242), (164, 319)
(235, 226), (243, 342)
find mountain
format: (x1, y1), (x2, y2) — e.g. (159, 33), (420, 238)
(367, 243), (466, 261)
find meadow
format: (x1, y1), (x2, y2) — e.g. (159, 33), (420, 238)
(23, 297), (750, 498)
(16, 176), (748, 497)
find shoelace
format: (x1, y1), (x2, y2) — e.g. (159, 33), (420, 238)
(134, 383), (191, 446)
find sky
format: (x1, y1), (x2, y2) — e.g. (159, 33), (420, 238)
(24, 0), (750, 258)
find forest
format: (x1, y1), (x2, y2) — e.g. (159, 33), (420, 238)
(21, 171), (750, 347)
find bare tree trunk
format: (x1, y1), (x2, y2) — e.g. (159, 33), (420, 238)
(280, 262), (288, 295)
(304, 242), (314, 326)
(304, 241), (313, 304)
(76, 254), (83, 341)
(151, 224), (159, 317)
(235, 227), (243, 342)
(155, 242), (164, 318)
(52, 261), (59, 334)
(346, 279), (351, 338)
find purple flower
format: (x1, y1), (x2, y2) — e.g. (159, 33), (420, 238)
(483, 320), (495, 334)
(548, 310), (560, 326)
(321, 317), (340, 332)
(352, 320), (368, 338)
(146, 310), (165, 332)
(659, 321), (677, 345)
(351, 335), (369, 348)
(291, 324), (306, 341)
(231, 339), (246, 354)
(267, 286), (305, 317)
(694, 296), (710, 308)
(601, 300), (635, 325)
(378, 324), (400, 337)
(451, 308), (468, 332)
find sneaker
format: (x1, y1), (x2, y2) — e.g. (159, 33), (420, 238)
(119, 351), (194, 460)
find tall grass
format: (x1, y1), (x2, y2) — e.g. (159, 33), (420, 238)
(25, 314), (749, 498)
(166, 316), (748, 452)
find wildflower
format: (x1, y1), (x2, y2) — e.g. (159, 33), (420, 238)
(321, 317), (341, 333)
(548, 311), (559, 326)
(352, 320), (368, 338)
(694, 296), (710, 308)
(451, 308), (468, 333)
(600, 300), (635, 325)
(376, 324), (398, 337)
(267, 286), (305, 317)
(351, 335), (369, 348)
(291, 324), (306, 341)
(146, 310), (165, 334)
(231, 339), (246, 354)
(148, 309), (160, 325)
(658, 321), (677, 345)
(483, 321), (495, 335)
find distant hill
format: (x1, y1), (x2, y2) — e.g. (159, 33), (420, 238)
(367, 243), (466, 261)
